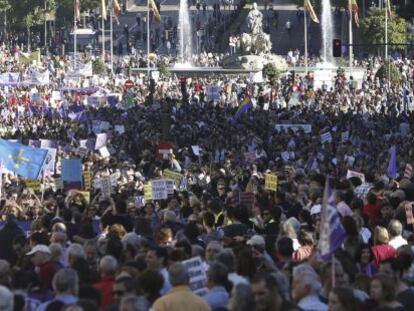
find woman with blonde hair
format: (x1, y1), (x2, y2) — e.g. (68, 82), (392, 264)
(371, 226), (396, 267)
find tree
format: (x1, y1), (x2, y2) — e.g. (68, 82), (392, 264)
(360, 8), (407, 53)
(262, 63), (280, 86)
(54, 0), (102, 27)
(376, 60), (402, 83)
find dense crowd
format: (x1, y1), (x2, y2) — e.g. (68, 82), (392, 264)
(0, 45), (414, 311)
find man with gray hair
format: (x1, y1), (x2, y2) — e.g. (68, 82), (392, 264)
(36, 268), (79, 311)
(119, 294), (150, 311)
(94, 255), (118, 308)
(0, 285), (14, 311)
(291, 263), (327, 311)
(388, 219), (408, 250)
(152, 262), (210, 311)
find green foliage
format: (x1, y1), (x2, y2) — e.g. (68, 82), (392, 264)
(262, 63), (280, 85)
(360, 8), (407, 52)
(375, 60), (402, 83)
(55, 0), (101, 27)
(92, 58), (107, 75)
(158, 62), (171, 78)
(10, 0), (44, 29)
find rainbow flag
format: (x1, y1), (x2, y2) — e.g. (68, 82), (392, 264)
(231, 97), (252, 124)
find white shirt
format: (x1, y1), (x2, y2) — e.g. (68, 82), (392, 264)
(389, 235), (408, 250)
(336, 201), (353, 217)
(297, 295), (328, 311)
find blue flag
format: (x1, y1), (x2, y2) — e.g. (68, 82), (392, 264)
(231, 97), (252, 124)
(0, 138), (47, 179)
(318, 178), (347, 260)
(61, 159), (82, 182)
(387, 145), (397, 179)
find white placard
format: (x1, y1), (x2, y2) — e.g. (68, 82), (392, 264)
(182, 256), (208, 296)
(151, 179), (168, 200)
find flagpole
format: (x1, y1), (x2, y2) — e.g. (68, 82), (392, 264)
(385, 4), (388, 59)
(349, 1), (353, 75)
(304, 9), (308, 74)
(147, 1), (150, 78)
(110, 0), (114, 74)
(74, 0), (77, 69)
(102, 7), (105, 60)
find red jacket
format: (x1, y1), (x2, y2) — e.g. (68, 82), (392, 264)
(371, 244), (396, 267)
(362, 203), (381, 222)
(94, 276), (115, 307)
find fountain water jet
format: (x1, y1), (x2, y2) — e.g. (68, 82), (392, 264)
(321, 0), (334, 65)
(176, 0), (193, 67)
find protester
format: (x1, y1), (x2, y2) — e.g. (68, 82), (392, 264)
(0, 33), (413, 311)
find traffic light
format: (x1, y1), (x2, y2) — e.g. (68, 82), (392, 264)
(333, 39), (342, 57)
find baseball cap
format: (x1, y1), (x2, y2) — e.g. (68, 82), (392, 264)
(310, 204), (322, 216)
(26, 244), (51, 256)
(247, 235), (265, 246)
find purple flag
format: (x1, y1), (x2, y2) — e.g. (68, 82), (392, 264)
(318, 178), (347, 260)
(387, 145), (397, 179)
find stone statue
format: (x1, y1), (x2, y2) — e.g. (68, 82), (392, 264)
(247, 3), (263, 35)
(240, 3), (272, 55)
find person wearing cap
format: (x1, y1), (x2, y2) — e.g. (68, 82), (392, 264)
(27, 244), (61, 290)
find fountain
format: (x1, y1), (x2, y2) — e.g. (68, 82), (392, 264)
(176, 0), (193, 67)
(313, 0), (336, 88)
(321, 0), (334, 64)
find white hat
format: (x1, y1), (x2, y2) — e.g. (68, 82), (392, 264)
(26, 244), (51, 256)
(247, 235), (265, 246)
(310, 204), (322, 216)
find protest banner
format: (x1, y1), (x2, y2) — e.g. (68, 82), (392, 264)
(274, 124), (312, 134)
(151, 179), (168, 200)
(181, 256), (208, 296)
(165, 179), (175, 195)
(156, 142), (174, 160)
(135, 196), (144, 208)
(61, 159), (83, 190)
(114, 125), (125, 134)
(346, 170), (366, 183)
(264, 174), (278, 191)
(405, 202), (414, 225)
(320, 132), (332, 144)
(83, 171), (91, 191)
(244, 151), (256, 163)
(25, 179), (41, 191)
(100, 176), (112, 198)
(95, 133), (108, 150)
(207, 84), (220, 101)
(44, 148), (57, 174)
(163, 169), (183, 188)
(144, 184), (153, 202)
(78, 191), (90, 204)
(404, 164), (413, 179)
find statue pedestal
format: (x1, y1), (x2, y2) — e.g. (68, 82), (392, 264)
(223, 54), (288, 71)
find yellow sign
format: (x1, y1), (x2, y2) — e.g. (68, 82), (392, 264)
(264, 174), (278, 191)
(78, 191), (90, 204)
(25, 179), (41, 191)
(163, 169), (182, 187)
(83, 171), (91, 191)
(144, 184), (153, 202)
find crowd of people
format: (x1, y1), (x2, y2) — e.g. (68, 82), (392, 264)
(0, 42), (413, 311)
